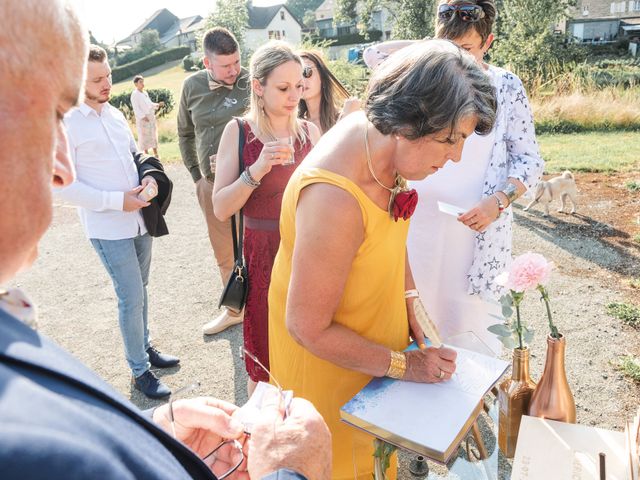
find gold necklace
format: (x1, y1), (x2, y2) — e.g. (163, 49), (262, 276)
(364, 124), (407, 217)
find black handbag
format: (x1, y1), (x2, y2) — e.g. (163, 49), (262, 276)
(218, 118), (249, 313)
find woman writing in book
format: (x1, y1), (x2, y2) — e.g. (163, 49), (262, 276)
(364, 0), (544, 354)
(298, 50), (360, 135)
(213, 41), (320, 396)
(268, 40), (497, 479)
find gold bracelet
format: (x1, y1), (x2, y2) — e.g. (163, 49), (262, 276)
(385, 350), (406, 379)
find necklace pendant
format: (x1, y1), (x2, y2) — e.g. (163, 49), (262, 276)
(387, 186), (401, 217)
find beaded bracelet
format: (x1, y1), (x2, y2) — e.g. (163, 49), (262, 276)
(385, 350), (407, 379)
(240, 167), (260, 188)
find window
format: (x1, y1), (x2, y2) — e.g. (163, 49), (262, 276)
(282, 30), (286, 37)
(582, 5), (589, 15)
(268, 30), (282, 39)
(630, 0), (640, 11)
(610, 1), (626, 12)
(280, 10), (285, 20)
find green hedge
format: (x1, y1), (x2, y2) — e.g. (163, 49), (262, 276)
(109, 88), (175, 121)
(535, 120), (640, 134)
(112, 46), (191, 83)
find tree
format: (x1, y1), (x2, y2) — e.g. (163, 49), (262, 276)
(204, 0), (249, 48)
(335, 0), (436, 40)
(491, 0), (585, 87)
(286, 0), (324, 23)
(139, 29), (162, 55)
(303, 9), (317, 29)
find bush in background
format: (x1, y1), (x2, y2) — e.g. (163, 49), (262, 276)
(112, 46), (191, 83)
(110, 88), (175, 121)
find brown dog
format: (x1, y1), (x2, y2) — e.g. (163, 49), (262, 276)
(523, 171), (578, 216)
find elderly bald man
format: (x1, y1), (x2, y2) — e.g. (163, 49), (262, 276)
(0, 1), (331, 479)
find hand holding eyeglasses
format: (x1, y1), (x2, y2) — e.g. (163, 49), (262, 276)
(153, 397), (249, 479)
(248, 389), (332, 480)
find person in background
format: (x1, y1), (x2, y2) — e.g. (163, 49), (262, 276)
(0, 1), (331, 478)
(56, 45), (179, 399)
(178, 28), (249, 336)
(298, 50), (360, 135)
(214, 41), (320, 396)
(268, 40), (497, 479)
(364, 0), (544, 354)
(130, 75), (162, 158)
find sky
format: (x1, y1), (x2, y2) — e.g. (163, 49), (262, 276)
(70, 0), (282, 45)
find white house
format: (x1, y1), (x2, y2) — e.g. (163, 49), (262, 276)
(244, 4), (304, 52)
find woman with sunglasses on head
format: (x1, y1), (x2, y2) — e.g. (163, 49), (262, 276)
(268, 40), (497, 479)
(213, 41), (321, 396)
(364, 0), (544, 354)
(298, 50), (361, 135)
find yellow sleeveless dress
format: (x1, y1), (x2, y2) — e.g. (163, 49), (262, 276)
(268, 167), (410, 480)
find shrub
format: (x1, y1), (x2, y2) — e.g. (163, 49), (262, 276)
(109, 88), (175, 121)
(627, 181), (640, 193)
(182, 55), (195, 72)
(112, 46), (191, 83)
(618, 355), (640, 382)
(606, 302), (640, 326)
(328, 59), (369, 97)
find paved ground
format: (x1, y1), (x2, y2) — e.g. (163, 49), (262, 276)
(11, 164), (640, 479)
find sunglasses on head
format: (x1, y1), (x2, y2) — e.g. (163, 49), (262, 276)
(438, 3), (485, 22)
(302, 65), (315, 78)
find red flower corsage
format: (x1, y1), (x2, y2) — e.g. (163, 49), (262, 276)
(391, 188), (418, 222)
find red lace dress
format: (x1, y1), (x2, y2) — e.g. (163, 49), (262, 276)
(241, 121), (312, 381)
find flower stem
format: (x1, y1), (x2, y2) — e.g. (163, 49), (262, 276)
(512, 291), (524, 350)
(538, 285), (559, 339)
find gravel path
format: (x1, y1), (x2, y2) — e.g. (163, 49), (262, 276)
(11, 164), (640, 478)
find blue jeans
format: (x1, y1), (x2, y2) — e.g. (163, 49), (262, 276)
(90, 234), (152, 377)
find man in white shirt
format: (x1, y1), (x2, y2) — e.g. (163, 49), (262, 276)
(130, 75), (160, 157)
(56, 45), (178, 399)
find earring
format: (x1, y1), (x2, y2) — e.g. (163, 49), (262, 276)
(257, 96), (265, 114)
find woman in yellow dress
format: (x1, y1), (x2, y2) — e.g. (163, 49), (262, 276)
(268, 40), (497, 479)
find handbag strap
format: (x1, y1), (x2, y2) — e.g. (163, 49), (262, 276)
(231, 118), (246, 264)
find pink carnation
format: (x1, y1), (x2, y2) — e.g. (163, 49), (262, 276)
(504, 252), (554, 292)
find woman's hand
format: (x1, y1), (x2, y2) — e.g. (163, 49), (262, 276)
(458, 196), (500, 232)
(251, 140), (294, 180)
(404, 347), (457, 383)
(340, 97), (361, 118)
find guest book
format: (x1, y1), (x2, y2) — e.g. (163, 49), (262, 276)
(340, 342), (509, 463)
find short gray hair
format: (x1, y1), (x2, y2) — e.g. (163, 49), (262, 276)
(0, 0), (87, 88)
(365, 39), (496, 140)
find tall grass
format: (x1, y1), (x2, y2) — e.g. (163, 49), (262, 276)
(531, 87), (640, 133)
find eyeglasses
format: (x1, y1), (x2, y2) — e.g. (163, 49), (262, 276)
(168, 382), (244, 479)
(438, 3), (485, 22)
(302, 65), (315, 79)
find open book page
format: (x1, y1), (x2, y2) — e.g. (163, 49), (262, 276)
(513, 416), (627, 480)
(341, 344), (508, 462)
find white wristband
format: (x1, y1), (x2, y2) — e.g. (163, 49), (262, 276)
(404, 289), (419, 299)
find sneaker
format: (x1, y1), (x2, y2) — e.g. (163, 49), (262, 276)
(202, 309), (243, 335)
(146, 346), (180, 369)
(132, 370), (171, 399)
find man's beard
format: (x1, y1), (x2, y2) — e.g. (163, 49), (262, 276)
(85, 91), (110, 104)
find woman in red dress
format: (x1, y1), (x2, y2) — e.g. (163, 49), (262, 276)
(213, 41), (320, 394)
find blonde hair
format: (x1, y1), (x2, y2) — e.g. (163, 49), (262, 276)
(247, 41), (307, 143)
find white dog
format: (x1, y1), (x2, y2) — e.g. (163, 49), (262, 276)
(523, 171), (578, 216)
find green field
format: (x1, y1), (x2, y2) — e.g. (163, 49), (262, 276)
(116, 64), (640, 173)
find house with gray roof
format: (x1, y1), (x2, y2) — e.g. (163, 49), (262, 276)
(116, 8), (204, 51)
(245, 4), (304, 51)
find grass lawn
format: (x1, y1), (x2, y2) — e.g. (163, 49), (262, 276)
(538, 131), (640, 173)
